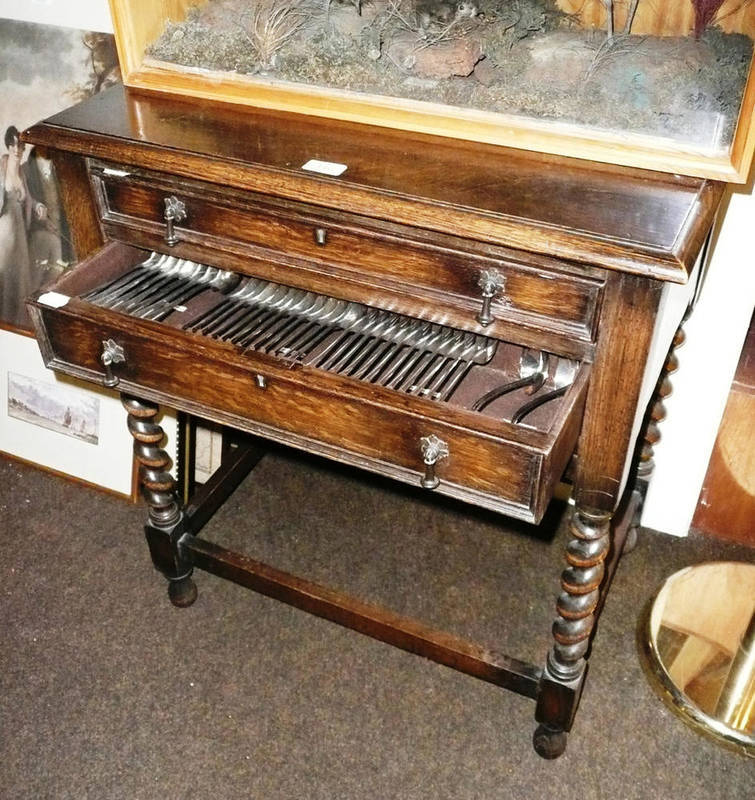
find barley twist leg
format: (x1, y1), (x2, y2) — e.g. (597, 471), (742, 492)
(122, 394), (196, 607)
(533, 505), (612, 758)
(624, 324), (685, 555)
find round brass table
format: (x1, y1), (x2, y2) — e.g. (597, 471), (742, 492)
(639, 561), (755, 757)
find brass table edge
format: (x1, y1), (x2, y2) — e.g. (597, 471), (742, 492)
(636, 589), (755, 759)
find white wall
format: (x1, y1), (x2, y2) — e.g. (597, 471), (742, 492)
(642, 182), (755, 535)
(0, 0), (112, 32)
(2, 0), (752, 534)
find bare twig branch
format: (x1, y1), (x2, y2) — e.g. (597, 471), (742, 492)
(384, 0), (417, 33)
(601, 0), (614, 39)
(585, 32), (647, 80)
(623, 0), (640, 35)
(414, 18), (465, 52)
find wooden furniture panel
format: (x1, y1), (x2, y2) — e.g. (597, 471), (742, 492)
(22, 86), (724, 759)
(693, 314), (755, 545)
(29, 243), (589, 523)
(88, 161), (605, 347)
(28, 86), (720, 281)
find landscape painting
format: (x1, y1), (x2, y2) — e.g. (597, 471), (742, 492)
(7, 371), (100, 445)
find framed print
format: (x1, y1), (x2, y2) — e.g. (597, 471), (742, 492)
(0, 18), (120, 332)
(0, 329), (179, 498)
(110, 0), (755, 181)
(8, 370), (101, 445)
(0, 328), (135, 495)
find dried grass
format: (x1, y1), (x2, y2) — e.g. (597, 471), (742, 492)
(240, 0), (307, 68)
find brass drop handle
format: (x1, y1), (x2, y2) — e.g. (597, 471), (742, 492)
(419, 434), (449, 490)
(101, 338), (125, 388)
(163, 195), (187, 247)
(476, 268), (506, 326)
(314, 227), (328, 246)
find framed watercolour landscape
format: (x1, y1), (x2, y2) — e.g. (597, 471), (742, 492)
(8, 370), (100, 445)
(110, 0), (755, 181)
(0, 329), (136, 496)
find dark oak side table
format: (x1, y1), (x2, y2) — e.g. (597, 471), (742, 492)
(24, 85), (722, 757)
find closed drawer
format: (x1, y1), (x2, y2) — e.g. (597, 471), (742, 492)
(88, 161), (604, 353)
(28, 243), (590, 523)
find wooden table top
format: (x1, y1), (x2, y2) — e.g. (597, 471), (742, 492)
(24, 85), (723, 283)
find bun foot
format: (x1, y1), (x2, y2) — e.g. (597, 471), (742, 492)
(168, 575), (198, 608)
(533, 724), (567, 759)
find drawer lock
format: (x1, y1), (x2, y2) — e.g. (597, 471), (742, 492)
(419, 434), (449, 489)
(314, 227), (328, 246)
(476, 268), (506, 326)
(163, 196), (187, 247)
(101, 338), (125, 387)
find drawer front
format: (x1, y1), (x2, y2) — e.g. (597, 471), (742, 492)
(32, 299), (586, 523)
(89, 163), (604, 346)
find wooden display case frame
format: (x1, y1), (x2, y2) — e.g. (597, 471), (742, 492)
(109, 0), (755, 182)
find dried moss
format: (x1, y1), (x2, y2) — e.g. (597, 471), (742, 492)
(148, 0), (753, 152)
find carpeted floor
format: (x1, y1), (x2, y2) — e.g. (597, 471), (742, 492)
(0, 449), (752, 799)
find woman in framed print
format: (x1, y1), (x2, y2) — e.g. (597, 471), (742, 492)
(0, 125), (37, 328)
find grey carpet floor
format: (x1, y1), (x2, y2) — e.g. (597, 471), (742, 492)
(0, 450), (752, 800)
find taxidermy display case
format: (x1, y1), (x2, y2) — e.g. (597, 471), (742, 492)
(109, 0), (755, 180)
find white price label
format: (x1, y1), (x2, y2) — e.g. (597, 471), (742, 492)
(38, 291), (70, 308)
(301, 159), (348, 177)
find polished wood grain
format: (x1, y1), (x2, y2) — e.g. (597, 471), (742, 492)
(693, 316), (755, 545)
(638, 328), (685, 482)
(121, 393), (198, 607)
(91, 232), (596, 361)
(90, 162), (605, 348)
(22, 86), (725, 758)
(573, 272), (664, 512)
(33, 281), (590, 522)
(23, 87), (724, 281)
(131, 57), (753, 182)
(534, 487), (641, 749)
(47, 151), (105, 262)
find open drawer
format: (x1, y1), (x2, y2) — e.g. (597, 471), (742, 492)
(28, 243), (590, 523)
(88, 160), (605, 354)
